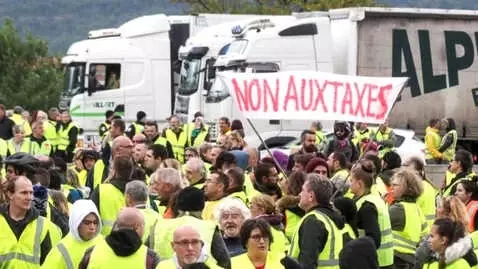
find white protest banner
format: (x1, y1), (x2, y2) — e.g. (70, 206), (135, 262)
(217, 71), (408, 124)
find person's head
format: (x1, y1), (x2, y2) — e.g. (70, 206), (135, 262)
(31, 121), (44, 138)
(219, 117), (230, 132)
(125, 180), (149, 207)
(250, 194), (276, 217)
(172, 226), (204, 266)
(60, 110), (71, 123)
(4, 152), (40, 180)
(110, 119), (126, 138)
(155, 167), (183, 201)
(390, 167), (424, 200)
(305, 157), (329, 177)
(4, 176), (33, 213)
(334, 121), (351, 140)
(429, 118), (441, 129)
(185, 147), (199, 163)
(169, 115), (181, 131)
(436, 196), (469, 228)
(216, 198), (250, 238)
(199, 143), (213, 162)
(70, 199), (102, 242)
(184, 158), (206, 185)
(225, 167), (245, 191)
(240, 218), (273, 256)
(144, 144), (168, 171)
(48, 107), (59, 121)
(327, 151), (347, 174)
(455, 180), (478, 205)
(112, 156), (134, 181)
(287, 171), (306, 196)
(292, 153), (314, 173)
(231, 119), (243, 131)
(428, 218), (466, 255)
(12, 125), (25, 142)
(254, 162), (279, 187)
(176, 187), (206, 215)
(310, 121), (322, 132)
(34, 168), (51, 187)
(362, 153), (381, 174)
(35, 110), (47, 122)
(229, 131), (245, 149)
(449, 149), (473, 174)
(209, 146), (224, 166)
(204, 171), (229, 200)
(379, 120), (389, 131)
(160, 158), (182, 171)
(403, 156), (426, 180)
(133, 143), (148, 164)
(382, 151), (401, 171)
(23, 110), (31, 121)
(132, 133), (147, 145)
(299, 174), (333, 212)
(349, 159), (376, 195)
(81, 150), (98, 170)
(136, 111), (146, 123)
(301, 130), (317, 152)
(245, 147), (259, 169)
(13, 106), (23, 115)
(114, 207), (145, 238)
(105, 110), (114, 121)
(144, 121), (159, 139)
(112, 136), (133, 159)
(215, 151), (236, 172)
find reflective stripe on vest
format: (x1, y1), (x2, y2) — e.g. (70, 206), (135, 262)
(467, 201), (478, 233)
(165, 128), (187, 163)
(289, 210), (340, 268)
(99, 184), (125, 235)
(392, 202), (424, 255)
(57, 242), (74, 269)
(0, 216), (45, 265)
(356, 194), (394, 267)
(441, 130), (457, 161)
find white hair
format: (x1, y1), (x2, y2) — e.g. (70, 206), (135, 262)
(214, 197), (251, 221)
(185, 158), (206, 177)
(156, 167), (183, 190)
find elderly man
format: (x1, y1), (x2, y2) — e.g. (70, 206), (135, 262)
(151, 167), (184, 218)
(79, 207), (159, 269)
(215, 198), (250, 257)
(86, 135), (133, 190)
(184, 158), (207, 189)
(156, 225), (223, 269)
(125, 180), (160, 242)
(133, 142), (148, 166)
(41, 200), (103, 269)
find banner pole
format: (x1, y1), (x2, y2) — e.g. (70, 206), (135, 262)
(246, 118), (289, 180)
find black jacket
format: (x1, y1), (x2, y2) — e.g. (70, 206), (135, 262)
(79, 228), (159, 269)
(0, 116), (15, 140)
(296, 205), (346, 269)
(353, 195), (382, 249)
(0, 204), (53, 264)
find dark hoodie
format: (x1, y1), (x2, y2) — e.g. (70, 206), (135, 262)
(297, 205), (345, 269)
(79, 228), (159, 269)
(0, 204), (53, 264)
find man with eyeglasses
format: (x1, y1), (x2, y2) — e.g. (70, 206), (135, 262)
(79, 207), (159, 269)
(157, 225), (222, 269)
(42, 199), (103, 269)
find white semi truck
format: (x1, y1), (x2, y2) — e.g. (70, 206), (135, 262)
(207, 7), (478, 158)
(59, 13), (273, 137)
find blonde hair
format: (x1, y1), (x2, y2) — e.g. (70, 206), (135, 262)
(251, 194), (277, 215)
(391, 167), (424, 199)
(49, 190), (69, 216)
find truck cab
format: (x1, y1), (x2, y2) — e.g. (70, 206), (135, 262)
(206, 14), (335, 137)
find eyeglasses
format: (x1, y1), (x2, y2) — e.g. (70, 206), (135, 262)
(82, 219), (98, 226)
(250, 234), (269, 242)
(174, 239), (203, 248)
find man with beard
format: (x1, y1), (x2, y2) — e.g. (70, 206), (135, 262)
(287, 130), (317, 172)
(253, 162), (282, 200)
(324, 121), (358, 162)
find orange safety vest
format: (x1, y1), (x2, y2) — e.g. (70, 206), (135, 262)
(467, 200), (478, 233)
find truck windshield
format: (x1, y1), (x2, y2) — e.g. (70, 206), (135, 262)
(226, 40), (248, 55)
(178, 59), (201, 95)
(63, 63), (85, 97)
